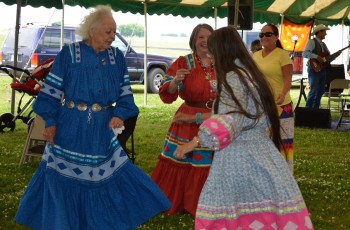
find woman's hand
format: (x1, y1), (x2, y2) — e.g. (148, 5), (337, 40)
(173, 137), (200, 159)
(173, 68), (190, 83)
(109, 117), (124, 129)
(43, 126), (56, 146)
(317, 55), (327, 63)
(167, 68), (190, 94)
(173, 112), (195, 124)
(276, 92), (285, 105)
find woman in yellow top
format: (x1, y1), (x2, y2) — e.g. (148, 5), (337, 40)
(253, 23), (294, 173)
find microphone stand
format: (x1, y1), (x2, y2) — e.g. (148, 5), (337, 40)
(290, 40), (297, 60)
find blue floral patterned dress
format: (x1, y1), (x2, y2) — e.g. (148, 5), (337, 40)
(195, 70), (313, 229)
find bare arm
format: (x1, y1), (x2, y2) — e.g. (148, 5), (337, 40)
(174, 136), (201, 159)
(167, 68), (190, 94)
(173, 111), (211, 124)
(276, 64), (293, 105)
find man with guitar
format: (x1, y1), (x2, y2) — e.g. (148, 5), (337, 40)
(302, 24), (343, 109)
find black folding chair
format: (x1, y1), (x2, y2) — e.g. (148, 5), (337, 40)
(117, 115), (137, 163)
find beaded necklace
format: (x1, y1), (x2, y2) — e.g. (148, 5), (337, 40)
(196, 54), (214, 80)
(196, 54), (217, 93)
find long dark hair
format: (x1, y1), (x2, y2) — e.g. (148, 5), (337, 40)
(264, 23), (283, 49)
(207, 26), (283, 150)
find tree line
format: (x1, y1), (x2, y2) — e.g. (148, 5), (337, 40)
(118, 24), (188, 37)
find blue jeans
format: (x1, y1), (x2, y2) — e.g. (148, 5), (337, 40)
(306, 65), (327, 108)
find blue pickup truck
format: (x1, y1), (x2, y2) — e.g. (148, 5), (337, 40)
(0, 25), (174, 93)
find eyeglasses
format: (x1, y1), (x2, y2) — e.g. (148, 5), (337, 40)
(259, 32), (275, 38)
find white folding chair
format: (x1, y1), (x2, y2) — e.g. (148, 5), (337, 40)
(327, 79), (350, 129)
(19, 115), (46, 165)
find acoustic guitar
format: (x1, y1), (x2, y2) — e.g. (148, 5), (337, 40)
(308, 44), (350, 72)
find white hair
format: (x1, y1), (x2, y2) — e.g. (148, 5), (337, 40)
(76, 5), (114, 40)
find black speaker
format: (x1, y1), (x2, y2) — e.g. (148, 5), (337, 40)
(228, 0), (253, 30)
(294, 107), (331, 129)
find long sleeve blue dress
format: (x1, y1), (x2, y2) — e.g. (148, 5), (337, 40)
(14, 41), (171, 230)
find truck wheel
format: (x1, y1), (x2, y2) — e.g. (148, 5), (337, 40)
(147, 68), (165, 94)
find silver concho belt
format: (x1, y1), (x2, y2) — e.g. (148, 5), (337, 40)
(65, 101), (111, 112)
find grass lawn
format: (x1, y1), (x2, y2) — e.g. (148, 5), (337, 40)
(0, 77), (350, 229)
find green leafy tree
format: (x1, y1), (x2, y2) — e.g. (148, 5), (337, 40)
(160, 33), (178, 37)
(180, 33), (187, 37)
(51, 21), (61, 26)
(119, 24), (144, 37)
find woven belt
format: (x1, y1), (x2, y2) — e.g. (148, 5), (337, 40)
(65, 101), (111, 112)
(185, 101), (213, 109)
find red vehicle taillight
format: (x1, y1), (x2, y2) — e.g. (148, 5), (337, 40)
(31, 53), (38, 67)
(0, 52), (2, 64)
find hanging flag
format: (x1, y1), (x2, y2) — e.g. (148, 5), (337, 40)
(281, 19), (313, 52)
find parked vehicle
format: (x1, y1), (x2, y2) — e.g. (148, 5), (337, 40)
(113, 33), (175, 93)
(0, 25), (175, 93)
(0, 25), (79, 70)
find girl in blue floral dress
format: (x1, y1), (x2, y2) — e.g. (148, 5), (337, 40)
(175, 26), (313, 230)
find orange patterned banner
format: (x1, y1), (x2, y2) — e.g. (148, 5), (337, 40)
(281, 19), (313, 52)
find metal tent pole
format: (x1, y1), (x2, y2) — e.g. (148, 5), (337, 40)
(143, 1), (148, 106)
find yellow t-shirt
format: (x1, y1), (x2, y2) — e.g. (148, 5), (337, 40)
(253, 48), (293, 106)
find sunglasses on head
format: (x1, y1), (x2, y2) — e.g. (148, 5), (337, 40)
(259, 32), (274, 38)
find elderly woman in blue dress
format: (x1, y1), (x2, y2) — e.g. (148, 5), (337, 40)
(14, 5), (170, 230)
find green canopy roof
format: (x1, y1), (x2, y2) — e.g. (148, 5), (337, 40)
(2, 0), (350, 26)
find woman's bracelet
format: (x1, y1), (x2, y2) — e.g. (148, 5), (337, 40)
(195, 112), (202, 124)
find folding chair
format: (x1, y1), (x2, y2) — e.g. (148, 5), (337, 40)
(327, 79), (350, 129)
(322, 64), (345, 109)
(19, 115), (46, 165)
